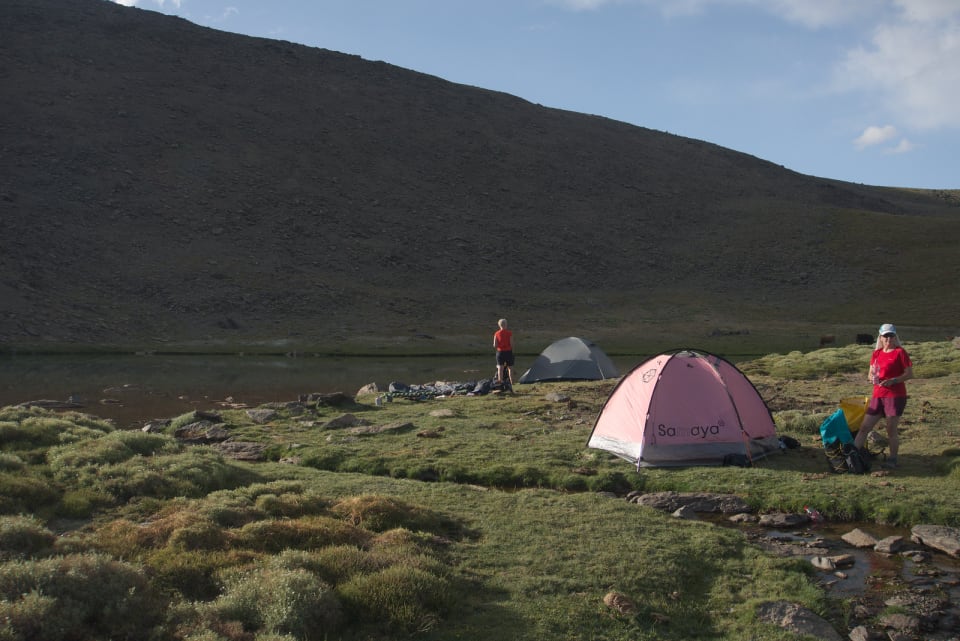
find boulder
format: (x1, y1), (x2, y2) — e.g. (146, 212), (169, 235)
(841, 528), (878, 548)
(755, 601), (842, 641)
(174, 421), (230, 444)
(631, 491), (751, 514)
(347, 421), (414, 436)
(307, 392), (354, 407)
(246, 408), (279, 424)
(911, 524), (960, 557)
(758, 512), (808, 528)
(672, 505), (698, 520)
(874, 535), (905, 555)
(323, 413), (368, 429)
(214, 441), (267, 461)
(356, 382), (380, 396)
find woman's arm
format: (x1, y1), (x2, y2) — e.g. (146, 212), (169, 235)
(883, 366), (913, 386)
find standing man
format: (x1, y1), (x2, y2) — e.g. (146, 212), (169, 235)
(493, 318), (515, 387)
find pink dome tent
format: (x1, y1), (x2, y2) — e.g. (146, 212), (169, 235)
(587, 349), (780, 467)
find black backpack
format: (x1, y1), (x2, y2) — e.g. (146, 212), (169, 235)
(826, 442), (871, 474)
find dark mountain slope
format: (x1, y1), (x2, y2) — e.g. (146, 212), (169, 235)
(1, 0), (958, 352)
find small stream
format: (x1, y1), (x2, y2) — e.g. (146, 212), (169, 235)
(736, 520), (960, 635)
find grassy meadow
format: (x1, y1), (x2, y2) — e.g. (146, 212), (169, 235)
(1, 341), (959, 640)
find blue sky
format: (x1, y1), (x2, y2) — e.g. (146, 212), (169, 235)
(111, 0), (959, 190)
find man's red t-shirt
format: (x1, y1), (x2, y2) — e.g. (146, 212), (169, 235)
(494, 329), (513, 351)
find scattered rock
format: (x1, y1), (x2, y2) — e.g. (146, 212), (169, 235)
(602, 591), (636, 615)
(174, 421), (230, 444)
(429, 408), (455, 417)
(755, 600), (842, 641)
(356, 382), (380, 396)
(323, 413), (368, 429)
(305, 392), (354, 407)
(347, 421), (414, 436)
(544, 392), (570, 402)
(142, 418), (171, 433)
(828, 554), (855, 568)
(878, 613), (920, 636)
(672, 505), (698, 520)
(758, 512), (808, 528)
(847, 624), (871, 641)
(213, 441), (267, 461)
(842, 528), (879, 548)
(874, 535), (905, 555)
(811, 556), (837, 571)
(246, 408), (279, 424)
(911, 524), (960, 557)
(729, 512), (758, 523)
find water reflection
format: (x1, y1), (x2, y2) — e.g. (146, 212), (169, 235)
(0, 353), (638, 427)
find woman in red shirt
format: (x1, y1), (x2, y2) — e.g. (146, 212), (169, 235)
(854, 323), (913, 469)
(493, 318), (515, 386)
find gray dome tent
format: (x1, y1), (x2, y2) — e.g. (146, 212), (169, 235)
(518, 337), (619, 383)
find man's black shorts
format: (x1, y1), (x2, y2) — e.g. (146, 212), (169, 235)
(496, 350), (515, 366)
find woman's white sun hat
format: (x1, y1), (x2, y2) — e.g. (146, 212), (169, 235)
(878, 323), (897, 336)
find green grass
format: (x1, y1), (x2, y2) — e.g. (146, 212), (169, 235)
(1, 341), (959, 640)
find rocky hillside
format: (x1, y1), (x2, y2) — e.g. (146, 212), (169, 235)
(2, 0), (958, 353)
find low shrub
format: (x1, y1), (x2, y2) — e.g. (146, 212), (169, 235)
(338, 565), (451, 633)
(144, 548), (254, 601)
(299, 447), (349, 471)
(202, 566), (342, 640)
(586, 471), (635, 494)
(168, 520), (231, 551)
(254, 491), (329, 518)
(0, 452), (25, 472)
(270, 547), (387, 586)
(83, 448), (243, 501)
(0, 516), (55, 559)
(552, 473), (589, 492)
(234, 515), (372, 553)
(57, 488), (112, 519)
(0, 472), (60, 515)
(329, 495), (453, 534)
(0, 553), (165, 640)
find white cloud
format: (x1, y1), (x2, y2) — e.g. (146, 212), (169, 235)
(894, 0), (958, 22)
(854, 125), (897, 149)
(110, 0), (182, 8)
(546, 0), (884, 23)
(757, 0), (886, 29)
(831, 3), (960, 132)
(885, 138), (916, 154)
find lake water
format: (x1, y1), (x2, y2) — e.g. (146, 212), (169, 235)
(0, 353), (642, 427)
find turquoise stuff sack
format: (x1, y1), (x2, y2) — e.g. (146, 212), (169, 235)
(819, 408), (870, 474)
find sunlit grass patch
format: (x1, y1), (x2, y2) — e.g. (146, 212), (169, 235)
(233, 515), (373, 553)
(329, 494), (460, 535)
(197, 565), (343, 640)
